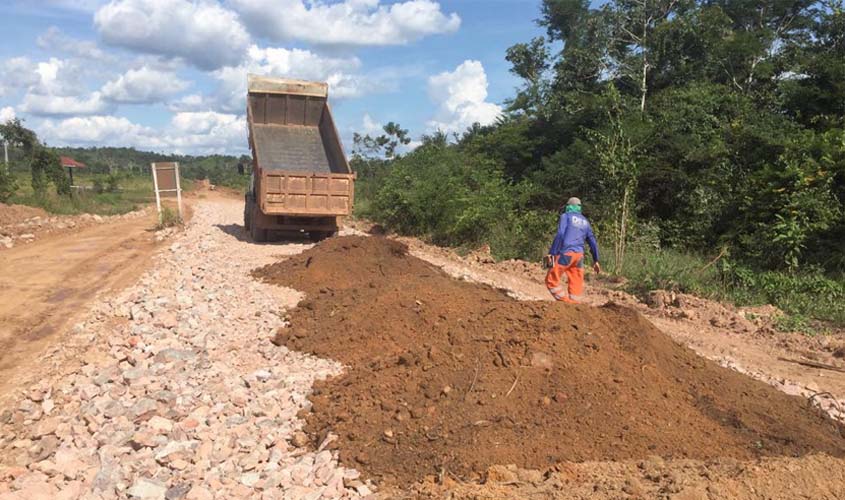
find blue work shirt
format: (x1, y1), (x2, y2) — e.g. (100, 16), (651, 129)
(549, 212), (600, 263)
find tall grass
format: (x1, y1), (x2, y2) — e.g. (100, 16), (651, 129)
(8, 172), (156, 215)
(606, 244), (845, 329)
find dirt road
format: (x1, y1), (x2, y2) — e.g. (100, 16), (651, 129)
(0, 210), (159, 398)
(1, 196), (844, 500)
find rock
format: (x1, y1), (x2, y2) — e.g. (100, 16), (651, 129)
(165, 483), (192, 500)
(130, 398), (158, 421)
(148, 416), (174, 433)
(290, 431), (308, 448)
(240, 472), (261, 487)
(253, 369), (272, 382)
(154, 349), (196, 363)
(55, 480), (83, 500)
(131, 431), (162, 449)
(516, 468), (543, 484)
(30, 435), (59, 462)
(92, 454), (119, 492)
(153, 312), (179, 330)
(155, 440), (197, 464)
(31, 417), (59, 438)
(127, 477), (167, 499)
(622, 477), (646, 496)
(53, 448), (86, 479)
(185, 486), (213, 500)
(485, 464), (518, 483)
(530, 351), (554, 369)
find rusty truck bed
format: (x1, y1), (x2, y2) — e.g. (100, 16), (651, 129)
(247, 75), (354, 219)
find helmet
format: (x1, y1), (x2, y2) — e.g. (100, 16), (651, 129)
(566, 197), (581, 206)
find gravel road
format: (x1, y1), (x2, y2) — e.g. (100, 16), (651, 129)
(0, 199), (370, 500)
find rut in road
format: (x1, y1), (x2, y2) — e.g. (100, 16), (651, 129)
(256, 235), (845, 485)
(0, 199), (369, 499)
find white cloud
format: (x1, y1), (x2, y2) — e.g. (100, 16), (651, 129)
(167, 111), (246, 152)
(361, 113), (382, 135)
(20, 92), (111, 116)
(0, 107), (15, 123)
(211, 45), (371, 112)
(37, 112), (246, 155)
(230, 0), (460, 47)
(94, 0), (251, 70)
(37, 27), (111, 62)
(426, 60), (501, 134)
(39, 115), (155, 146)
(31, 58), (89, 97)
(167, 93), (209, 112)
(0, 57), (40, 96)
(102, 66), (190, 104)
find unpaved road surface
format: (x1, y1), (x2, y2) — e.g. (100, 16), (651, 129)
(0, 209), (158, 397)
(0, 199), (368, 499)
(1, 196), (845, 500)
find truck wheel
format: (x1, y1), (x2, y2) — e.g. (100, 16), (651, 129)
(250, 204), (267, 243)
(243, 195), (252, 231)
(309, 230), (337, 242)
(251, 223), (267, 243)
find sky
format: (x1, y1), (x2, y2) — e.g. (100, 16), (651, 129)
(0, 0), (547, 155)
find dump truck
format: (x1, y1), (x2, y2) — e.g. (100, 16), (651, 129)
(244, 74), (355, 242)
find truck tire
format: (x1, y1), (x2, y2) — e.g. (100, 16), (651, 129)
(250, 204), (267, 242)
(309, 229), (338, 242)
(243, 195), (252, 231)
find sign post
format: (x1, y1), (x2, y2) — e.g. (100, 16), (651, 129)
(150, 162), (183, 223)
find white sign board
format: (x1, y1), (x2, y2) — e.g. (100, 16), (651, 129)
(151, 162), (183, 221)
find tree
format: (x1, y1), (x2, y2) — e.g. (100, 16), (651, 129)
(0, 119), (70, 197)
(352, 122), (411, 161)
(586, 85), (643, 273)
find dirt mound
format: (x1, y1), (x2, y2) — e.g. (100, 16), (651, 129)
(0, 203), (48, 227)
(253, 236), (845, 485)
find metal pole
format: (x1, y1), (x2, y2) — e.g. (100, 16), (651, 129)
(151, 163), (162, 224)
(174, 162), (183, 220)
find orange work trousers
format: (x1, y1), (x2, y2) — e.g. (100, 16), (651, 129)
(545, 251), (584, 303)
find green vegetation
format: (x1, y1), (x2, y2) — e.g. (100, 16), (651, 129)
(7, 171), (155, 215)
(156, 206), (183, 230)
(354, 0), (845, 329)
(0, 122), (249, 215)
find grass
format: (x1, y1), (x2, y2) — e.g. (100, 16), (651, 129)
(604, 244), (845, 332)
(156, 206), (183, 229)
(6, 172), (189, 216)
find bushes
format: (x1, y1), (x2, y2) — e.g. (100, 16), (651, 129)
(93, 173), (121, 193)
(370, 142), (516, 247)
(0, 167), (17, 202)
(605, 242), (845, 329)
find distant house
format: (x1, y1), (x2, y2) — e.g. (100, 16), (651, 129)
(60, 156), (86, 187)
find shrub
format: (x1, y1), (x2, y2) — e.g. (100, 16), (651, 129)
(0, 168), (17, 202)
(370, 142), (516, 247)
(157, 207), (182, 229)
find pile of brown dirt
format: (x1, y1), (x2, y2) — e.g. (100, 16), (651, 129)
(0, 203), (48, 227)
(253, 236), (845, 485)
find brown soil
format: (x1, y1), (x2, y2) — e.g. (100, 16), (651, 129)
(0, 203), (48, 226)
(0, 206), (166, 400)
(404, 454), (845, 499)
(254, 236), (845, 485)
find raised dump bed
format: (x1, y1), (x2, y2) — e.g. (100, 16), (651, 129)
(244, 75), (355, 242)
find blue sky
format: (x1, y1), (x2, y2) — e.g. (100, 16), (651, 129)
(0, 0), (547, 155)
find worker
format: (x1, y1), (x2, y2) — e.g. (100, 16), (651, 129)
(545, 197), (601, 303)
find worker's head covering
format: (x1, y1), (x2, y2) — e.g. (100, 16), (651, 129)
(565, 197), (582, 213)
